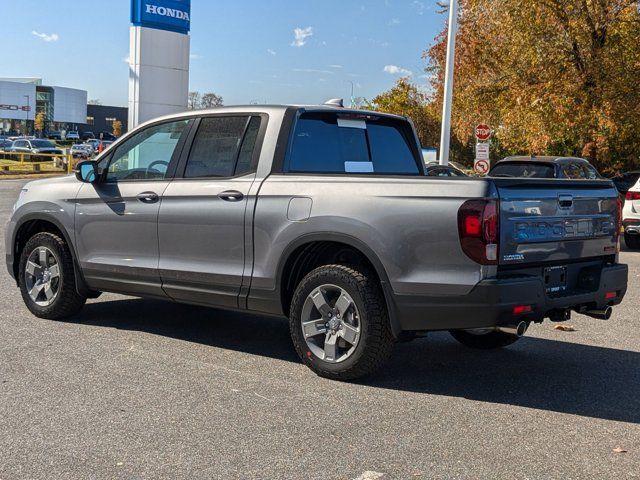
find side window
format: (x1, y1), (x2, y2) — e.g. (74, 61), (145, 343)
(184, 116), (254, 178)
(287, 112), (420, 175)
(106, 119), (189, 182)
(235, 116), (262, 175)
(581, 163), (599, 179)
(560, 163), (584, 179)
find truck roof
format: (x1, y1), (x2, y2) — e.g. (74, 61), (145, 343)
(138, 104), (408, 128)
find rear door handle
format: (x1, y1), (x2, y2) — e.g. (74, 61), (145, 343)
(136, 191), (159, 203)
(218, 190), (244, 202)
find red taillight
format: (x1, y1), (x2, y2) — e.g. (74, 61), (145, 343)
(458, 199), (500, 265)
(626, 191), (640, 201)
(616, 196), (623, 251)
(605, 291), (617, 300)
(513, 305), (532, 315)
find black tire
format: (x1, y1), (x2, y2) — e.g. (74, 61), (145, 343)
(449, 329), (522, 349)
(18, 232), (86, 320)
(289, 264), (394, 381)
(625, 233), (640, 250)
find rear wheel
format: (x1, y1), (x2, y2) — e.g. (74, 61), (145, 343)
(18, 232), (86, 320)
(449, 328), (523, 349)
(624, 233), (640, 250)
(289, 264), (394, 380)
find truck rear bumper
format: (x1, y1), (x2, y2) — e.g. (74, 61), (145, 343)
(393, 263), (628, 332)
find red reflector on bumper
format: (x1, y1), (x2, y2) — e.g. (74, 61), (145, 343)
(605, 291), (617, 300)
(513, 305), (532, 315)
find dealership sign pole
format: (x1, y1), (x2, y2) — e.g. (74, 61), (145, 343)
(128, 0), (191, 129)
(438, 0), (458, 166)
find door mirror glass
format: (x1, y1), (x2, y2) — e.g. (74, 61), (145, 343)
(76, 161), (98, 183)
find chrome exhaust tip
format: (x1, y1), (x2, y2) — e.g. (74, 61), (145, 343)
(583, 306), (613, 320)
(496, 320), (528, 337)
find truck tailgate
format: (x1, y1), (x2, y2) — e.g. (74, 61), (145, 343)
(495, 179), (619, 265)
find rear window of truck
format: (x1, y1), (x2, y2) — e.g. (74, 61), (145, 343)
(286, 112), (420, 175)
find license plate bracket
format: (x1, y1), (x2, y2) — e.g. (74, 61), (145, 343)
(544, 265), (567, 294)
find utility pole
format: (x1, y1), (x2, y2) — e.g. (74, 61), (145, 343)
(24, 95), (30, 136)
(438, 0), (459, 166)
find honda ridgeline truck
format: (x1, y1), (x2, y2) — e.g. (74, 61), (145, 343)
(5, 105), (628, 380)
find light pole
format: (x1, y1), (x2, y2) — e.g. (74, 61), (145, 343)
(24, 95), (30, 136)
(438, 0), (459, 166)
(346, 80), (355, 108)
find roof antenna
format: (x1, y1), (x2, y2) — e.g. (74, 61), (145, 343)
(323, 98), (344, 108)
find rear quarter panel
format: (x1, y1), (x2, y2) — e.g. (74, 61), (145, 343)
(249, 174), (495, 312)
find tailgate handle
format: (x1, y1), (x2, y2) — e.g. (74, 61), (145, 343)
(558, 194), (573, 209)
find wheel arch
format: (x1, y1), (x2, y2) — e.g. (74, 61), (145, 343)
(277, 232), (401, 338)
(11, 214), (94, 297)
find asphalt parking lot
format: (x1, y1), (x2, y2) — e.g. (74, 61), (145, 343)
(0, 178), (638, 479)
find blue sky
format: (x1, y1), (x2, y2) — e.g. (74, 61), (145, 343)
(2, 0), (444, 106)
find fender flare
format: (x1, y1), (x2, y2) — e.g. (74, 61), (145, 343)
(276, 232), (401, 338)
(11, 213), (94, 297)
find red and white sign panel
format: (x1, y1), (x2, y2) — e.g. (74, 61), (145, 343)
(474, 159), (490, 175)
(475, 142), (490, 161)
(475, 124), (491, 141)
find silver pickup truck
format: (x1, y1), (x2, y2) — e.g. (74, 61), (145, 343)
(5, 105), (628, 380)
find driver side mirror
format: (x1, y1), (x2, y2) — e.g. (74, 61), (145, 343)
(75, 160), (99, 183)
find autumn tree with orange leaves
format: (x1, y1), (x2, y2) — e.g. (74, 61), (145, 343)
(422, 0), (640, 173)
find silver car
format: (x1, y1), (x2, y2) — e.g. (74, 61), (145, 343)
(5, 105), (628, 379)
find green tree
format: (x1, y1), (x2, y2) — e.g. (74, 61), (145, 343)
(370, 78), (440, 148)
(425, 0), (640, 173)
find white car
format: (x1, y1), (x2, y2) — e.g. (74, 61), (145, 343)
(622, 178), (640, 249)
(65, 131), (80, 140)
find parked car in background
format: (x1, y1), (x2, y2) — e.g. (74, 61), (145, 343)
(70, 144), (93, 159)
(0, 139), (13, 152)
(622, 178), (640, 250)
(47, 131), (62, 141)
(8, 138), (63, 161)
(65, 131), (80, 141)
(424, 161), (467, 177)
(81, 132), (95, 141)
(98, 131), (116, 141)
(611, 171), (640, 197)
(489, 156), (601, 179)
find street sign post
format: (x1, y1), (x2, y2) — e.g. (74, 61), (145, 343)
(475, 142), (490, 161)
(474, 159), (490, 175)
(475, 124), (491, 141)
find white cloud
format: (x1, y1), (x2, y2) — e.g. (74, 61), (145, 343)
(293, 68), (335, 75)
(291, 26), (313, 47)
(412, 1), (426, 15)
(328, 64), (343, 69)
(32, 31), (59, 42)
(190, 53), (202, 59)
(383, 64), (413, 76)
(123, 55), (130, 63)
(267, 49), (277, 56)
(389, 18), (401, 26)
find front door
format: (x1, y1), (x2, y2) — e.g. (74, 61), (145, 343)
(158, 115), (263, 308)
(75, 118), (191, 297)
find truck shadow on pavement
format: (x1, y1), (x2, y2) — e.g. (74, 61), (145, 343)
(79, 297), (640, 425)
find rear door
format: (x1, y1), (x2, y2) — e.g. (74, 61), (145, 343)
(496, 179), (619, 265)
(158, 114), (265, 308)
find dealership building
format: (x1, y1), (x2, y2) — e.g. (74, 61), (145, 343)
(0, 78), (127, 137)
(0, 78), (87, 135)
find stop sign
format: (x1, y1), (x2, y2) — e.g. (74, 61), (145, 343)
(475, 124), (491, 141)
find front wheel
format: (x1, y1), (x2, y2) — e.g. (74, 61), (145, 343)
(18, 232), (86, 320)
(289, 265), (394, 381)
(449, 328), (523, 349)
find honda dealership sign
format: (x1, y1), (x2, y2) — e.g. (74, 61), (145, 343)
(131, 0), (191, 34)
(128, 0), (191, 128)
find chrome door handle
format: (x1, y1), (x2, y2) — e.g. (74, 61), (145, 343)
(218, 190), (244, 202)
(136, 191), (159, 203)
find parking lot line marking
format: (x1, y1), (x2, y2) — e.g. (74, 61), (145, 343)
(353, 471), (385, 480)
